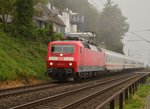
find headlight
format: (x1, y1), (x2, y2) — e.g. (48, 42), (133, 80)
(50, 62), (53, 65)
(69, 63), (72, 66)
(60, 53), (63, 56)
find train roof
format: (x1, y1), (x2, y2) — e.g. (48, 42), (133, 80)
(101, 48), (144, 64)
(50, 41), (83, 46)
(49, 41), (99, 51)
(101, 48), (135, 60)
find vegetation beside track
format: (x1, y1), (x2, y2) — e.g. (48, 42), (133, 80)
(0, 32), (48, 82)
(123, 76), (150, 109)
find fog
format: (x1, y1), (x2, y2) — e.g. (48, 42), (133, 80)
(92, 0), (150, 65)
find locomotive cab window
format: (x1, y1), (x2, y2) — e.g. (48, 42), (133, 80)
(51, 44), (75, 53)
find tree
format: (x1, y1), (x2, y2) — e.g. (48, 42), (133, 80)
(97, 0), (129, 53)
(15, 0), (34, 37)
(0, 0), (16, 32)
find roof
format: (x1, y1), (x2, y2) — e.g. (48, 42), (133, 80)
(50, 41), (84, 46)
(34, 3), (66, 27)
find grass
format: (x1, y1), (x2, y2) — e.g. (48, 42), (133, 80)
(123, 76), (150, 109)
(0, 32), (48, 81)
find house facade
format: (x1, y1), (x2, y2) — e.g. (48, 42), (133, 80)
(34, 3), (66, 35)
(34, 2), (85, 35)
(58, 9), (77, 33)
(58, 9), (85, 33)
(70, 13), (85, 32)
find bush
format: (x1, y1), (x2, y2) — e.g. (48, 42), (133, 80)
(50, 33), (64, 41)
(0, 22), (4, 31)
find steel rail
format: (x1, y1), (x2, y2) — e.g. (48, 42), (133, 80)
(61, 74), (142, 109)
(10, 73), (138, 109)
(0, 73), (133, 99)
(95, 74), (148, 109)
(0, 82), (68, 98)
(0, 82), (50, 93)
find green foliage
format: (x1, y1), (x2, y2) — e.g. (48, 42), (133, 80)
(32, 22), (64, 43)
(51, 33), (64, 41)
(15, 0), (34, 38)
(0, 32), (47, 81)
(0, 0), (16, 32)
(123, 77), (150, 109)
(0, 0), (53, 39)
(0, 22), (3, 31)
(32, 22), (54, 44)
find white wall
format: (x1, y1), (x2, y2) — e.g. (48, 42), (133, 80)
(47, 2), (78, 33)
(59, 11), (78, 33)
(53, 23), (59, 33)
(47, 2), (52, 9)
(70, 24), (77, 33)
(58, 12), (71, 33)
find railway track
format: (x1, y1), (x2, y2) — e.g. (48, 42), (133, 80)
(0, 73), (133, 109)
(0, 73), (129, 99)
(0, 82), (50, 93)
(0, 82), (69, 98)
(9, 73), (140, 109)
(62, 74), (145, 109)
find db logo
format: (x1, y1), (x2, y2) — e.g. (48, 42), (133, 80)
(58, 57), (64, 60)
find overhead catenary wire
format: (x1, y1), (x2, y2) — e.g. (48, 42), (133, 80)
(131, 32), (150, 43)
(130, 29), (150, 33)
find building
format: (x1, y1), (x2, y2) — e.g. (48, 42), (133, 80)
(58, 9), (85, 33)
(34, 2), (85, 35)
(70, 12), (85, 32)
(58, 9), (77, 33)
(47, 1), (85, 34)
(34, 3), (66, 35)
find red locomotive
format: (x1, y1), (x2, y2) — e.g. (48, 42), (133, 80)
(46, 40), (144, 81)
(46, 41), (105, 81)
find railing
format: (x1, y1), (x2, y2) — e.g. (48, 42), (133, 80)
(95, 75), (148, 109)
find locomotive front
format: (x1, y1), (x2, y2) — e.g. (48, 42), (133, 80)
(46, 41), (79, 81)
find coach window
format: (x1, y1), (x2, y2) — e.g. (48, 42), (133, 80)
(108, 56), (110, 62)
(110, 56), (112, 63)
(106, 55), (108, 62)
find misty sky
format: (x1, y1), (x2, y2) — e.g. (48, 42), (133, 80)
(90, 0), (150, 65)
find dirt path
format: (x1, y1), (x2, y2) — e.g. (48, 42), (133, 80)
(146, 95), (150, 109)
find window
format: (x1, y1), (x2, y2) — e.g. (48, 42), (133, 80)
(51, 44), (75, 53)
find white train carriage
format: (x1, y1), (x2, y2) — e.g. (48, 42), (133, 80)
(102, 49), (125, 71)
(101, 48), (144, 71)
